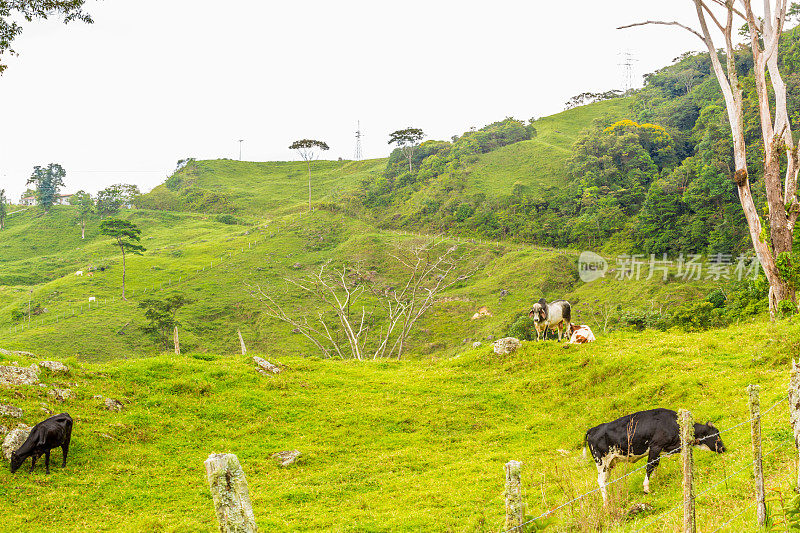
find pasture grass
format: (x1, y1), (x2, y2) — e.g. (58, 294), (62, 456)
(0, 318), (797, 531)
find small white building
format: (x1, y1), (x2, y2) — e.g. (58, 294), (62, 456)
(18, 193), (73, 206)
(55, 193), (73, 205)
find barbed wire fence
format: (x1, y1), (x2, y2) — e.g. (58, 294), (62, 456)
(501, 382), (798, 533)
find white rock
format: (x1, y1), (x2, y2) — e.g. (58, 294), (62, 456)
(271, 450), (301, 467)
(253, 356), (282, 375)
(493, 337), (522, 355)
(39, 361), (69, 373)
(0, 404), (23, 418)
(472, 341), (482, 348)
(104, 398), (124, 412)
(48, 388), (74, 402)
(0, 364), (40, 387)
(2, 425), (31, 461)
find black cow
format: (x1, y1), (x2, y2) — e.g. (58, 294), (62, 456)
(585, 408), (725, 503)
(10, 413), (73, 474)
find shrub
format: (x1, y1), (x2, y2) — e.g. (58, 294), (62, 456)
(707, 288), (727, 309)
(215, 214), (239, 225)
(778, 299), (796, 318)
(506, 314), (536, 341)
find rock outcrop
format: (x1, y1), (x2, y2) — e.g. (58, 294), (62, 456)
(0, 404), (23, 418)
(493, 337), (521, 355)
(253, 356), (282, 375)
(2, 424), (32, 461)
(39, 361), (69, 373)
(48, 388), (75, 402)
(0, 364), (40, 387)
(271, 450), (301, 467)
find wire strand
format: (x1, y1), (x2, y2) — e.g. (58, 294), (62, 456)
(505, 401), (790, 533)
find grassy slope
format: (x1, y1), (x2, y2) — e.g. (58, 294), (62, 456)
(0, 209), (719, 361)
(0, 319), (796, 532)
(151, 158), (386, 217)
(467, 99), (631, 197)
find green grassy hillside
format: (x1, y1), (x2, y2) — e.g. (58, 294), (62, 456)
(0, 206), (720, 361)
(0, 318), (796, 531)
(469, 99), (631, 196)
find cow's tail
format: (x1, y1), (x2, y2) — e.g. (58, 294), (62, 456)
(582, 432), (588, 460)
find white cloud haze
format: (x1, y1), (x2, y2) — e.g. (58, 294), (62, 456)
(0, 1), (705, 202)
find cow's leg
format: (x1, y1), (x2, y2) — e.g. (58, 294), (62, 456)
(556, 323), (563, 342)
(44, 451), (51, 475)
(596, 463), (610, 505)
(62, 430), (72, 468)
(643, 447), (661, 494)
(29, 454), (37, 472)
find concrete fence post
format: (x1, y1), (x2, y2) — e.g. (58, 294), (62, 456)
(204, 453), (257, 532)
(174, 326), (180, 356)
(678, 409), (696, 533)
(789, 360), (800, 489)
(238, 329), (247, 355)
(504, 460), (524, 531)
(748, 384), (766, 526)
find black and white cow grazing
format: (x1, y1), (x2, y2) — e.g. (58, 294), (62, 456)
(10, 413), (73, 474)
(585, 408), (725, 504)
(528, 298), (571, 341)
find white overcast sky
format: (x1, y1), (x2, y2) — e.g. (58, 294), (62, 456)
(0, 1), (706, 201)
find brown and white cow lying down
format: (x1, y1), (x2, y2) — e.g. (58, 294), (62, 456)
(10, 413), (73, 474)
(569, 324), (595, 344)
(585, 408), (725, 504)
(528, 298), (571, 341)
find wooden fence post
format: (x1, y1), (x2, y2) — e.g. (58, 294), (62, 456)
(204, 453), (257, 533)
(678, 409), (696, 533)
(174, 326), (180, 356)
(748, 384), (766, 526)
(504, 460), (524, 531)
(238, 329), (247, 355)
(789, 360), (800, 489)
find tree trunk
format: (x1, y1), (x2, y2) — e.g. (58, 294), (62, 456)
(81, 219), (85, 240)
(121, 246), (127, 300)
(307, 160), (312, 213)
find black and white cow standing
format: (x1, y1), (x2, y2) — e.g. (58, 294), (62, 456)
(585, 408), (725, 504)
(528, 298), (571, 341)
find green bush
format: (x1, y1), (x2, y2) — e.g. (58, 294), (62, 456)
(506, 314), (537, 341)
(707, 288), (727, 309)
(214, 214), (239, 225)
(778, 299), (797, 318)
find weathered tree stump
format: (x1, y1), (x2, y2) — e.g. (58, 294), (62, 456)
(238, 330), (247, 356)
(204, 453), (257, 533)
(789, 360), (800, 489)
(504, 460), (524, 531)
(748, 384), (766, 526)
(678, 409), (696, 533)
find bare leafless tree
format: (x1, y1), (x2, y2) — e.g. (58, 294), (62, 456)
(250, 241), (476, 360)
(621, 0), (798, 317)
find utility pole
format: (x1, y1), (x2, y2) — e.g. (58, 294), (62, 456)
(238, 139), (244, 161)
(618, 50), (638, 93)
(354, 121), (363, 161)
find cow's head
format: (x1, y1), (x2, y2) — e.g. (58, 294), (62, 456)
(9, 451), (23, 473)
(528, 298), (548, 322)
(694, 421), (726, 453)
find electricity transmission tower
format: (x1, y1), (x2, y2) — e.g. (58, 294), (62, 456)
(354, 121), (363, 161)
(618, 51), (638, 93)
(237, 139), (244, 161)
